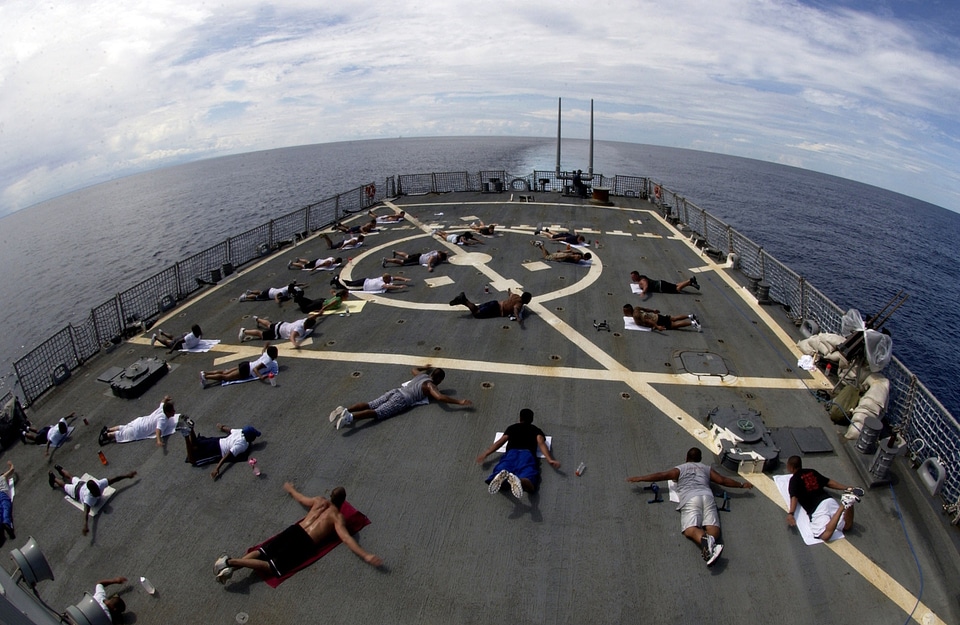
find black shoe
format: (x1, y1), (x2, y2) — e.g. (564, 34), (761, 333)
(54, 464), (65, 478)
(689, 276), (700, 290)
(48, 472), (57, 489)
(99, 426), (110, 446)
(330, 275), (340, 286)
(449, 292), (468, 307)
(4, 524), (15, 539)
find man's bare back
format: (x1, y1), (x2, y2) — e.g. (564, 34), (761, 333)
(299, 497), (342, 543)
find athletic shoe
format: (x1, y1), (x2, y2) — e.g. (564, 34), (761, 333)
(706, 542), (724, 566)
(48, 472), (56, 489)
(214, 554), (234, 584)
(252, 316), (258, 323)
(335, 410), (354, 430)
(700, 534), (716, 561)
(239, 292), (247, 300)
(449, 292), (468, 307)
(4, 523), (15, 539)
(381, 258), (387, 268)
(238, 328), (246, 342)
(841, 492), (860, 509)
(19, 431), (26, 444)
(200, 372), (207, 388)
(849, 487), (865, 498)
(690, 314), (702, 332)
(329, 406), (346, 423)
(689, 276), (700, 290)
(287, 261), (294, 269)
(488, 470), (509, 495)
(506, 473), (523, 498)
(98, 427), (110, 446)
(150, 333), (157, 346)
(532, 240), (543, 248)
(54, 464), (65, 477)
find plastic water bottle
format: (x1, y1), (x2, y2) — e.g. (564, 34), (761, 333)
(825, 364), (833, 376)
(98, 451), (108, 465)
(575, 462), (586, 476)
(268, 372), (276, 387)
(140, 576), (156, 595)
(249, 458), (261, 476)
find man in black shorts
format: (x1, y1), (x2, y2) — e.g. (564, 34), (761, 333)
(623, 304), (701, 332)
(214, 482), (382, 584)
(630, 271), (699, 300)
(449, 290), (532, 328)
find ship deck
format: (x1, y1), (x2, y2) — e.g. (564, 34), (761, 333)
(6, 191), (959, 625)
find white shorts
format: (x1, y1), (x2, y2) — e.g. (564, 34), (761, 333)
(810, 497), (845, 538)
(679, 494), (720, 531)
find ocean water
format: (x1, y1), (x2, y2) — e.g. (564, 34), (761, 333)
(0, 137), (957, 420)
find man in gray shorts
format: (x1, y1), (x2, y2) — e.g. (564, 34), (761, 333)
(626, 447), (753, 566)
(329, 366), (471, 429)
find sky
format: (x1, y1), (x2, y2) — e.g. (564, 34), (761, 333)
(2, 0), (960, 216)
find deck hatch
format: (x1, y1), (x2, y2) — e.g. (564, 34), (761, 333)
(678, 351), (728, 376)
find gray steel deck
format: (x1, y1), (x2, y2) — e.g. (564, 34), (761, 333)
(4, 191), (958, 625)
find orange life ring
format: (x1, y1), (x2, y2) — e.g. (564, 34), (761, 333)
(365, 184), (376, 199)
(654, 184), (661, 199)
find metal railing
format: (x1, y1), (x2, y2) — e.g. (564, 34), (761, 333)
(10, 170), (960, 511)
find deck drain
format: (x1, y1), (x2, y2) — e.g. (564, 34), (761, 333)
(351, 371), (362, 378)
(550, 355), (561, 361)
(396, 319), (405, 324)
(481, 381), (494, 389)
(178, 312), (187, 318)
(236, 613), (249, 624)
(501, 325), (511, 330)
(785, 367), (793, 373)
(433, 346), (442, 351)
(744, 392), (754, 399)
(613, 332), (622, 337)
(555, 307), (564, 311)
(717, 339), (724, 344)
(620, 392), (631, 399)
(326, 340), (336, 346)
(664, 362), (672, 367)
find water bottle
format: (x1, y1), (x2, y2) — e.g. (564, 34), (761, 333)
(575, 462), (586, 476)
(140, 576), (156, 595)
(825, 364), (833, 376)
(98, 451), (108, 465)
(268, 372), (276, 387)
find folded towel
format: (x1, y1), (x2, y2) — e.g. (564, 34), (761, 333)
(623, 316), (652, 332)
(630, 283), (642, 295)
(180, 339), (221, 353)
(492, 432), (552, 458)
(222, 374), (275, 386)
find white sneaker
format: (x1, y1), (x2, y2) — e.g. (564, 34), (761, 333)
(199, 372), (207, 388)
(150, 333), (157, 346)
(506, 473), (523, 498)
(841, 492), (860, 509)
(329, 406), (346, 423)
(488, 470), (509, 494)
(706, 542), (723, 566)
(335, 410), (353, 430)
(214, 554), (233, 584)
(238, 328), (246, 342)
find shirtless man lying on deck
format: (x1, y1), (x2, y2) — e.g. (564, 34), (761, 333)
(214, 482), (382, 584)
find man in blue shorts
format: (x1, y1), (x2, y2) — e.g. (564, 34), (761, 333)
(182, 421), (262, 481)
(476, 408), (560, 498)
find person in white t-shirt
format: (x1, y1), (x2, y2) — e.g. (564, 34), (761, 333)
(88, 576), (127, 624)
(151, 324), (203, 353)
(239, 316), (316, 348)
(332, 273), (412, 292)
(99, 397), (178, 447)
(181, 421), (262, 481)
(48, 466), (137, 535)
(200, 345), (279, 387)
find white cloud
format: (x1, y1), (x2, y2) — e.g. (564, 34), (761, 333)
(2, 0), (960, 213)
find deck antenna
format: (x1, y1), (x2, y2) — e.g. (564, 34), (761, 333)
(555, 97), (562, 178)
(555, 97), (595, 180)
(588, 98), (594, 178)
